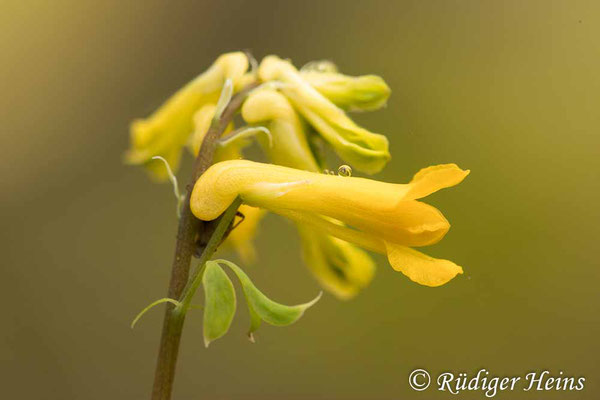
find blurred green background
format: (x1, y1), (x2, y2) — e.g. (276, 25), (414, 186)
(2, 1), (599, 399)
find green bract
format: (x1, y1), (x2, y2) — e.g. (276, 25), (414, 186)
(214, 259), (321, 339)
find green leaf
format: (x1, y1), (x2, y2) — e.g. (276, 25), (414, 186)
(247, 303), (262, 343)
(202, 261), (236, 347)
(214, 259), (321, 337)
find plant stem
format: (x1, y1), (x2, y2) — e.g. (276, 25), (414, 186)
(178, 197), (243, 312)
(151, 83), (258, 400)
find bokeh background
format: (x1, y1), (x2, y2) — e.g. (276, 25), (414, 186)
(2, 1), (599, 399)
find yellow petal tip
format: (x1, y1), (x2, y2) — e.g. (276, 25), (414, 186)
(385, 242), (463, 287)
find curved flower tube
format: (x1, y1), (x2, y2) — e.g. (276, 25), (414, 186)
(191, 160), (469, 287)
(257, 55), (390, 174)
(126, 52), (249, 180)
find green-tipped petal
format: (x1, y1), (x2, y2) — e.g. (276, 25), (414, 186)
(302, 71), (391, 112)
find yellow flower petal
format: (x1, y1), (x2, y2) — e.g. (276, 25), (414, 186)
(189, 104), (218, 156)
(385, 242), (463, 287)
(190, 160), (451, 246)
(405, 164), (470, 200)
(298, 225), (375, 300)
(242, 89), (319, 171)
(275, 210), (386, 254)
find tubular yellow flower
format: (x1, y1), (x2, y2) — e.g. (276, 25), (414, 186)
(301, 70), (391, 112)
(257, 55), (390, 174)
(191, 160), (469, 287)
(126, 52), (249, 180)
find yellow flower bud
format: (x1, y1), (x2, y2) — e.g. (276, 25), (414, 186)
(301, 71), (391, 112)
(126, 52), (249, 180)
(258, 55), (390, 174)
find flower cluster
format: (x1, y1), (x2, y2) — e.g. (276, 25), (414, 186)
(127, 52), (468, 298)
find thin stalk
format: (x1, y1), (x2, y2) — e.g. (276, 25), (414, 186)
(151, 82), (258, 400)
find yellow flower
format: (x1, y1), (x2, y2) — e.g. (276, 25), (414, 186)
(126, 52), (249, 180)
(257, 55), (390, 174)
(301, 70), (391, 112)
(242, 88), (376, 298)
(190, 160), (469, 287)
